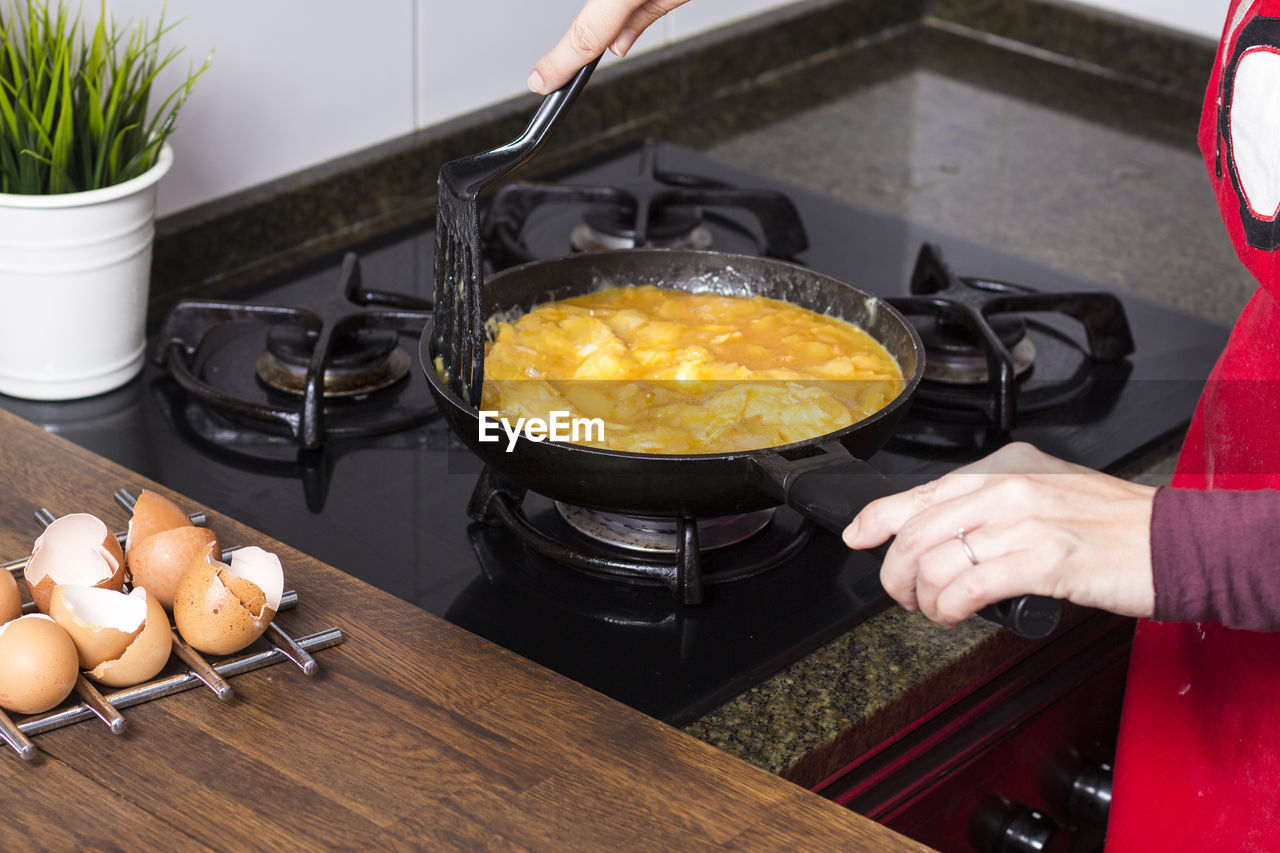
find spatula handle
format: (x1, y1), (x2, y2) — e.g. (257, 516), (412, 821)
(441, 57), (601, 198)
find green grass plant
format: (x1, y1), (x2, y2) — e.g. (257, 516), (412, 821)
(0, 1), (209, 194)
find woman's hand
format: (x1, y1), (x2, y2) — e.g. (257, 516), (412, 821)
(843, 442), (1157, 627)
(529, 0), (692, 94)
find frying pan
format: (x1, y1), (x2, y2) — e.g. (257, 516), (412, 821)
(419, 248), (1060, 640)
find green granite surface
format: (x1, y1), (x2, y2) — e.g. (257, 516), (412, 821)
(149, 0), (1250, 788)
(686, 607), (1007, 787)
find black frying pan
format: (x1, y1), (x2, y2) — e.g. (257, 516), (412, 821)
(420, 249), (1059, 639)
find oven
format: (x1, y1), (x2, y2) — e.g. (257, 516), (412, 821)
(0, 139), (1228, 851)
(817, 613), (1131, 852)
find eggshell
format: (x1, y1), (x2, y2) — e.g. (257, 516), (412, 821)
(127, 525), (220, 611)
(0, 614), (79, 714)
(24, 513), (125, 614)
(173, 545), (283, 656)
(87, 589), (173, 688)
(49, 585), (146, 669)
(125, 490), (193, 557)
(0, 570), (21, 624)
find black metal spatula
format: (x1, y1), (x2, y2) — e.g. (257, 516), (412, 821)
(432, 58), (600, 408)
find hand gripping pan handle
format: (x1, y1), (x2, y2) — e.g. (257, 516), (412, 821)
(754, 442), (1061, 641)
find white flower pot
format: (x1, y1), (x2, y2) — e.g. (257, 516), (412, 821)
(0, 144), (173, 400)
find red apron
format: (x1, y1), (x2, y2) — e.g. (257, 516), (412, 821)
(1107, 2), (1280, 848)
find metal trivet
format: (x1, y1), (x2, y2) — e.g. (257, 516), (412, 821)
(0, 489), (344, 761)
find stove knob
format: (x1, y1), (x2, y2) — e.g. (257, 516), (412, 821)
(974, 802), (1067, 853)
(1068, 763), (1113, 826)
(1000, 808), (1066, 853)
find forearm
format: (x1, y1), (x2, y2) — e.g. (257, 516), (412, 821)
(1152, 486), (1280, 630)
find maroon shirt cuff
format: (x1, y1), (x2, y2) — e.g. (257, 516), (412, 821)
(1151, 486), (1280, 631)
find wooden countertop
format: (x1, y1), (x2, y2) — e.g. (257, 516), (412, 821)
(0, 409), (930, 851)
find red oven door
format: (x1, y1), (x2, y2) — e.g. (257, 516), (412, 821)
(817, 614), (1131, 853)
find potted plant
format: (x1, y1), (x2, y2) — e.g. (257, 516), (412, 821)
(0, 1), (208, 400)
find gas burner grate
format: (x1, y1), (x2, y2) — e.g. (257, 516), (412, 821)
(889, 243), (1136, 431)
(467, 467), (811, 605)
(482, 138), (809, 268)
(0, 489), (343, 761)
(153, 252), (434, 450)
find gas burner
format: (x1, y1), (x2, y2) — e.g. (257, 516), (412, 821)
(483, 139), (807, 268)
(555, 504), (775, 553)
(888, 244), (1135, 431)
(256, 327), (411, 396)
(570, 204), (713, 252)
(915, 315), (1036, 385)
(469, 468), (811, 604)
(152, 252), (435, 449)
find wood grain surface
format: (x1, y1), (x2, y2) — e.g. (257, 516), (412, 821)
(0, 408), (932, 851)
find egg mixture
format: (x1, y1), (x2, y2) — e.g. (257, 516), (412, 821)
(481, 285), (904, 453)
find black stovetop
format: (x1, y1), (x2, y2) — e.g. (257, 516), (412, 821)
(0, 142), (1229, 726)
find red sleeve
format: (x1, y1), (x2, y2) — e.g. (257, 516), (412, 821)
(1151, 486), (1280, 630)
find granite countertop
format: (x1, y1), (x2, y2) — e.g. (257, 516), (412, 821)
(146, 0), (1251, 792)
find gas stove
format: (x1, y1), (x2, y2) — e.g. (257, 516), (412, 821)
(0, 141), (1228, 731)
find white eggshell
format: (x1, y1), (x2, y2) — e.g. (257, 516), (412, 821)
(227, 547), (284, 613)
(25, 514), (125, 613)
(87, 589), (173, 688)
(49, 584), (147, 670)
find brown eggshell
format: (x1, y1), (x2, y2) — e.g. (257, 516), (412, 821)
(103, 531), (125, 581)
(49, 585), (145, 669)
(127, 525), (220, 611)
(173, 545), (282, 656)
(0, 569), (21, 624)
(125, 490), (193, 557)
(88, 589), (173, 688)
(0, 614), (80, 715)
(24, 514), (125, 614)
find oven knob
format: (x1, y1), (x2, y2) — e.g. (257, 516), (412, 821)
(1068, 763), (1113, 826)
(974, 802), (1066, 853)
(1000, 808), (1066, 853)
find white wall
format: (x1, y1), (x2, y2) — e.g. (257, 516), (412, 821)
(102, 0), (788, 217)
(1071, 0), (1228, 40)
(98, 0), (1229, 218)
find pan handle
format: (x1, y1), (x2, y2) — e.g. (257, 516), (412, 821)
(753, 441), (1060, 641)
